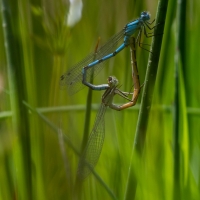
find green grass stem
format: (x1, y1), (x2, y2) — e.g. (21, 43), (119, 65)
(1, 1), (33, 199)
(173, 0), (188, 199)
(124, 0), (169, 199)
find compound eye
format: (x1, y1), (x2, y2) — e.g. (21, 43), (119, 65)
(108, 76), (112, 82)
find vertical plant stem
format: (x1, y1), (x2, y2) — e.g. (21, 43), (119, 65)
(80, 70), (94, 150)
(74, 38), (100, 199)
(173, 45), (180, 200)
(18, 1), (47, 199)
(173, 0), (186, 199)
(1, 0), (32, 199)
(124, 1), (169, 199)
(81, 38), (100, 151)
(50, 55), (62, 106)
(156, 0), (176, 95)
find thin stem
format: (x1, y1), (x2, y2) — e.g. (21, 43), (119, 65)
(173, 0), (187, 199)
(124, 1), (169, 199)
(1, 0), (32, 199)
(81, 38), (101, 152)
(74, 38), (105, 199)
(23, 101), (117, 200)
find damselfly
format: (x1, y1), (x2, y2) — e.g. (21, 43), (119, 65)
(77, 38), (141, 180)
(60, 11), (155, 95)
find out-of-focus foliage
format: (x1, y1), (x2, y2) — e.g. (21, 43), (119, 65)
(0, 0), (199, 199)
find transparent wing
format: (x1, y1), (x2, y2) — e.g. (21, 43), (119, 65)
(60, 29), (124, 95)
(77, 103), (107, 180)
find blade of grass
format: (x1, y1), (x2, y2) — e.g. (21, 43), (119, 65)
(124, 1), (169, 199)
(156, 0), (176, 97)
(80, 38), (100, 152)
(1, 0), (32, 199)
(178, 55), (189, 193)
(23, 101), (117, 200)
(74, 38), (103, 199)
(0, 111), (12, 118)
(18, 1), (46, 199)
(173, 0), (188, 199)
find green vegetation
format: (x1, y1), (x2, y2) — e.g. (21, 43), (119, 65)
(0, 0), (199, 199)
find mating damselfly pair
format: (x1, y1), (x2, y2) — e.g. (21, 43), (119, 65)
(60, 11), (157, 180)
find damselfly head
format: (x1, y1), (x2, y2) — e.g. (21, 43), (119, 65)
(107, 76), (118, 87)
(140, 11), (150, 21)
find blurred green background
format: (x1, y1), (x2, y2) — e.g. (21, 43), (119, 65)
(0, 0), (199, 199)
